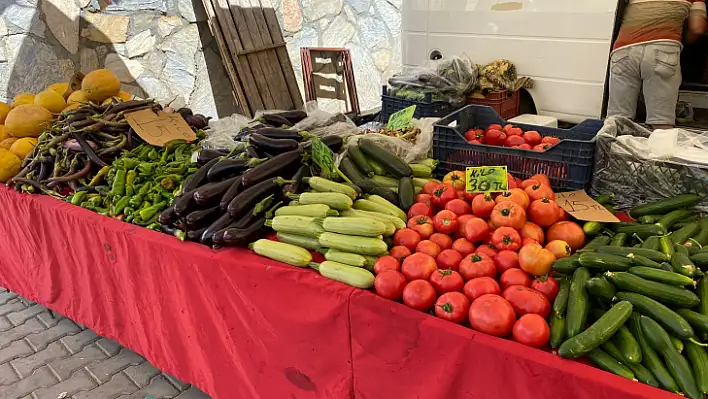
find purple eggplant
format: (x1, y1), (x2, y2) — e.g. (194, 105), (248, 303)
(240, 148), (303, 187)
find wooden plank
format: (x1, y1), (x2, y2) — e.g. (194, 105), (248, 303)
(260, 0), (303, 108)
(200, 0), (250, 115)
(227, 1), (277, 110)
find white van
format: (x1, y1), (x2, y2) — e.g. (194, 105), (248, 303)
(402, 0), (708, 124)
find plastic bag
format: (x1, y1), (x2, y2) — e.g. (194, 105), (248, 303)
(202, 113), (252, 150)
(291, 101), (360, 139)
(341, 117), (437, 164)
(590, 116), (708, 212)
(387, 56), (478, 106)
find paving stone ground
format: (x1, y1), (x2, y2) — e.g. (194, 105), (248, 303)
(0, 288), (211, 399)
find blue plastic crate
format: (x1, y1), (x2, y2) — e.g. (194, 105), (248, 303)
(379, 86), (460, 123)
(433, 105), (603, 190)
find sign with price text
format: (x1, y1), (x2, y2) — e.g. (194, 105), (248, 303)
(126, 109), (196, 147)
(465, 166), (508, 193)
(555, 190), (620, 223)
(387, 105), (416, 130)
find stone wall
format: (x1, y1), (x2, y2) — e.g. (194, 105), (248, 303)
(0, 0), (401, 117)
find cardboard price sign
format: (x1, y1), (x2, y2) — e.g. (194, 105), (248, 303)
(555, 190), (620, 223)
(125, 109), (196, 147)
(387, 105), (416, 130)
(311, 136), (335, 178)
(465, 166), (508, 192)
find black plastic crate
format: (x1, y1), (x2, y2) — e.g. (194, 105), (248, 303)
(379, 86), (460, 123)
(433, 105), (603, 191)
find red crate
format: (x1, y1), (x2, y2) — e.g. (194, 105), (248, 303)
(468, 90), (520, 120)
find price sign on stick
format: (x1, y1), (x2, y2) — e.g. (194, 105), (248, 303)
(555, 190), (620, 223)
(126, 109), (196, 147)
(311, 136), (335, 178)
(387, 105), (416, 130)
(466, 166), (508, 192)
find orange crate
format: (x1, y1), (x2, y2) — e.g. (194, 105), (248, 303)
(468, 90), (520, 120)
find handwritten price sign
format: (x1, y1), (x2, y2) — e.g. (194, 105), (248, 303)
(387, 105), (416, 130)
(465, 166), (508, 193)
(555, 190), (620, 223)
(126, 109), (196, 147)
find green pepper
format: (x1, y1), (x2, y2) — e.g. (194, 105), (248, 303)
(146, 223), (162, 231)
(89, 196), (103, 207)
(165, 164), (187, 175)
(122, 158), (141, 170)
(187, 167), (198, 174)
(89, 166), (111, 187)
(134, 213), (159, 226)
(110, 169), (127, 197)
(138, 145), (152, 160)
(71, 191), (87, 206)
(139, 201), (166, 221)
(137, 163), (155, 175)
(123, 207), (135, 216)
(160, 177), (176, 191)
(112, 196), (131, 216)
(148, 148), (159, 161)
(126, 186), (134, 197)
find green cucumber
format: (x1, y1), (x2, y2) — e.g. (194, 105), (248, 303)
(583, 221), (604, 236)
(698, 275), (708, 317)
(602, 340), (658, 386)
(630, 254), (663, 268)
(596, 246), (669, 262)
(672, 222), (702, 245)
(579, 252), (633, 271)
(642, 236), (661, 251)
(552, 254), (581, 275)
(367, 158), (386, 176)
(629, 312), (679, 392)
(660, 236), (675, 259)
(660, 262), (674, 272)
(674, 243), (690, 256)
(558, 300), (633, 358)
(553, 278), (571, 314)
(615, 292), (695, 339)
(358, 139), (412, 178)
(610, 233), (628, 247)
(685, 341), (708, 394)
(611, 325), (642, 364)
(549, 311), (565, 349)
(587, 348), (635, 380)
(397, 177), (415, 212)
(672, 216), (701, 231)
(348, 146), (374, 177)
(408, 163), (432, 178)
(594, 193), (616, 205)
(675, 309), (708, 340)
(690, 252), (708, 268)
(657, 209), (695, 230)
(630, 194), (701, 218)
(671, 336), (685, 353)
(638, 214), (664, 224)
(605, 272), (699, 308)
(616, 223), (667, 239)
(671, 252), (697, 277)
(577, 236), (611, 252)
(628, 266), (695, 287)
(692, 219), (708, 247)
(641, 316), (702, 399)
(586, 277), (616, 302)
(566, 267), (591, 339)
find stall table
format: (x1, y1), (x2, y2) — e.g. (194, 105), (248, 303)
(0, 186), (680, 399)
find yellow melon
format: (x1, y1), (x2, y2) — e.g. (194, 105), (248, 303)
(67, 90), (88, 105)
(48, 83), (70, 98)
(34, 90), (67, 113)
(0, 149), (20, 183)
(9, 137), (37, 160)
(4, 105), (54, 138)
(12, 93), (35, 108)
(0, 125), (6, 142)
(0, 138), (19, 150)
(0, 103), (9, 124)
(81, 69), (120, 102)
(62, 103), (81, 112)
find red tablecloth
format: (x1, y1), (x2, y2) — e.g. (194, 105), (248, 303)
(0, 186), (679, 399)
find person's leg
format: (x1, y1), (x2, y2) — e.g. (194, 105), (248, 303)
(642, 42), (682, 129)
(607, 46), (642, 119)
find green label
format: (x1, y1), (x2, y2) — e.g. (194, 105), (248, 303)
(465, 166), (508, 193)
(311, 136), (335, 178)
(387, 105), (416, 130)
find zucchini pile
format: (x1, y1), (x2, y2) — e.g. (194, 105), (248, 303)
(553, 193), (708, 398)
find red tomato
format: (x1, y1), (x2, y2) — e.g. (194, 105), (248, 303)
(422, 181), (439, 196)
(491, 226), (522, 251)
(542, 136), (561, 145)
(513, 314), (550, 348)
(445, 199), (471, 216)
(459, 253), (496, 280)
(522, 130), (542, 146)
(507, 173), (519, 189)
(519, 222), (545, 245)
(475, 243), (498, 258)
(433, 210), (458, 235)
(485, 128), (506, 146)
(509, 127), (523, 136)
(471, 194), (495, 219)
(495, 188), (530, 210)
(504, 135), (526, 147)
(436, 249), (463, 271)
(429, 233), (453, 250)
(468, 294), (516, 337)
(374, 270), (407, 300)
(503, 124), (515, 135)
(407, 215), (434, 239)
(401, 252), (438, 281)
(463, 217), (489, 243)
(502, 286), (551, 318)
(403, 280), (437, 311)
(443, 171), (466, 191)
(557, 207), (570, 221)
(527, 198), (560, 228)
(546, 221), (586, 252)
(464, 128), (485, 142)
(518, 244), (556, 277)
(533, 144), (550, 152)
(522, 237), (539, 247)
(463, 277), (500, 301)
(524, 184), (555, 202)
(456, 190), (466, 200)
(416, 240), (441, 258)
(518, 143), (532, 150)
(416, 193), (433, 207)
(520, 179), (541, 189)
(468, 139), (483, 145)
(407, 203), (433, 219)
(545, 240), (571, 259)
(532, 275), (561, 302)
(490, 201), (526, 230)
(373, 255), (401, 275)
(393, 228), (421, 251)
(530, 174), (551, 188)
(494, 250), (520, 274)
(487, 123), (502, 132)
(499, 268), (533, 290)
(456, 214), (475, 237)
(435, 292), (470, 323)
(431, 184), (458, 208)
(389, 245), (411, 263)
(429, 268), (464, 294)
(452, 238), (476, 256)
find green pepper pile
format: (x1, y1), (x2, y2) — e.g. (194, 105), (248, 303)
(66, 140), (199, 230)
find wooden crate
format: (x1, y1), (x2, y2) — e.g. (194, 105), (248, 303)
(201, 0), (303, 116)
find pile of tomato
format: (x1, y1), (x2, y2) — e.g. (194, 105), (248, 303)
(372, 171), (586, 348)
(464, 123), (561, 152)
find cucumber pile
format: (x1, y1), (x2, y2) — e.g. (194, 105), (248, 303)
(553, 193), (708, 398)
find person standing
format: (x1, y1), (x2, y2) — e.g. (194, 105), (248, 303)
(607, 0), (707, 129)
